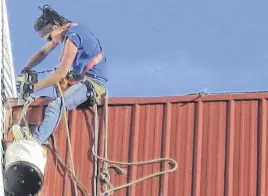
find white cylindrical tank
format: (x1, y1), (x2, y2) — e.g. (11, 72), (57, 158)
(3, 140), (47, 196)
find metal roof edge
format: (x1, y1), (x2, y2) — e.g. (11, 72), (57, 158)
(4, 90), (268, 108)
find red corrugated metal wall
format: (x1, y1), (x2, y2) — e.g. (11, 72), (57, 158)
(4, 92), (268, 196)
(5, 101), (97, 196)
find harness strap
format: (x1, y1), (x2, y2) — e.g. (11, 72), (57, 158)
(85, 77), (106, 96)
(54, 51), (105, 103)
(82, 76), (106, 105)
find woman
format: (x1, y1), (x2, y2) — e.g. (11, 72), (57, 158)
(16, 4), (108, 145)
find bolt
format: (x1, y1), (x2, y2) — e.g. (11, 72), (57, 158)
(30, 168), (34, 172)
(38, 181), (42, 186)
(28, 194), (32, 196)
(13, 166), (17, 170)
(20, 180), (24, 184)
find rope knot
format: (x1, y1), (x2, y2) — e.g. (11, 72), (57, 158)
(99, 171), (110, 184)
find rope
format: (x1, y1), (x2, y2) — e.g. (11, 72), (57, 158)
(93, 103), (99, 196)
(18, 97), (35, 127)
(13, 76), (178, 196)
(101, 90), (110, 193)
(56, 82), (79, 196)
(97, 91), (113, 194)
(17, 91), (89, 195)
(92, 90), (178, 196)
(16, 82), (92, 195)
(48, 135), (90, 196)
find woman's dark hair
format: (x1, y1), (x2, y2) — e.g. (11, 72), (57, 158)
(34, 4), (71, 32)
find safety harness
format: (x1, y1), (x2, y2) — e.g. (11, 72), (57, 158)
(34, 4), (106, 104)
(53, 51), (106, 106)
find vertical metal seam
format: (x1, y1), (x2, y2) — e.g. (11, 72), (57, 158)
(68, 110), (78, 195)
(206, 102), (212, 196)
(69, 110), (76, 195)
(122, 106), (131, 196)
(129, 104), (140, 196)
(191, 102), (197, 196)
(238, 101), (245, 196)
(152, 104), (161, 195)
(249, 100), (257, 195)
(193, 100), (204, 196)
(183, 103), (189, 196)
(153, 104), (160, 195)
(226, 100), (235, 196)
(142, 104), (150, 195)
(160, 102), (172, 196)
(184, 103), (194, 196)
(259, 98), (267, 196)
(59, 110), (69, 196)
(216, 101), (226, 196)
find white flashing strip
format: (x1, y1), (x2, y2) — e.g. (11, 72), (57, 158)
(0, 0), (5, 194)
(0, 0), (17, 195)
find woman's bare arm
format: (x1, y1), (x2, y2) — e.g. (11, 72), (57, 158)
(25, 41), (59, 69)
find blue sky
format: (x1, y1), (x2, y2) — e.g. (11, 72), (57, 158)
(6, 0), (268, 98)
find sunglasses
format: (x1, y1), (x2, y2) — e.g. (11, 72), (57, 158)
(38, 23), (53, 41)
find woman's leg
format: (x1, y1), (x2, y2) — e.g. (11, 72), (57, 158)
(32, 82), (90, 144)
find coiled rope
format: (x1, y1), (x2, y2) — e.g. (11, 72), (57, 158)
(17, 79), (178, 196)
(91, 90), (178, 196)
